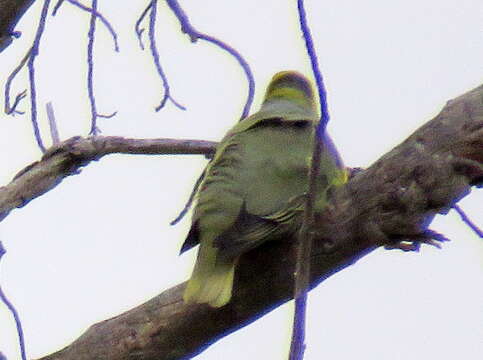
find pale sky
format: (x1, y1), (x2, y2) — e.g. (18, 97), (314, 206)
(0, 1), (482, 359)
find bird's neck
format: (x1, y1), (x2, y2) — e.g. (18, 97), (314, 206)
(259, 96), (317, 119)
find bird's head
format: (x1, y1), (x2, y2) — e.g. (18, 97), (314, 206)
(262, 71), (317, 112)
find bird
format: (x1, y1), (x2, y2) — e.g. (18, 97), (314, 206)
(181, 71), (347, 307)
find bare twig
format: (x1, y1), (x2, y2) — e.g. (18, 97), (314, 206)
(289, 142), (321, 360)
(453, 204), (483, 238)
(27, 0), (52, 152)
(52, 0), (119, 134)
(64, 0), (119, 52)
(97, 111), (117, 119)
(0, 242), (27, 360)
(46, 102), (60, 144)
(4, 49), (30, 115)
(87, 0), (100, 135)
(135, 0), (185, 111)
(0, 136), (216, 223)
(52, 0), (119, 51)
(290, 1), (332, 358)
(51, 0), (66, 16)
(170, 168), (206, 225)
(166, 0), (255, 120)
(134, 2), (152, 50)
(298, 5), (330, 137)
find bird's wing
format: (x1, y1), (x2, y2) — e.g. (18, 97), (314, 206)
(213, 193), (307, 261)
(179, 137), (245, 253)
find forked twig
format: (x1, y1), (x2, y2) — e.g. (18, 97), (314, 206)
(53, 0), (119, 134)
(134, 3), (151, 50)
(86, 0), (100, 134)
(53, 0), (119, 51)
(4, 49), (31, 116)
(66, 0), (119, 51)
(134, 1), (185, 111)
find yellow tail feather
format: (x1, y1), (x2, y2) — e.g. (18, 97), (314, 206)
(184, 262), (235, 308)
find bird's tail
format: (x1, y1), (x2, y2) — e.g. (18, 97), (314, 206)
(183, 244), (236, 308)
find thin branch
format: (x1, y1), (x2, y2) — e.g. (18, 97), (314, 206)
(5, 91), (27, 116)
(51, 0), (66, 16)
(297, 0), (330, 138)
(0, 242), (27, 360)
(289, 142), (321, 360)
(142, 0), (185, 111)
(166, 0), (255, 120)
(289, 1), (332, 359)
(64, 0), (119, 52)
(53, 0), (119, 52)
(53, 0), (119, 134)
(87, 0), (99, 135)
(453, 204), (483, 238)
(0, 136), (216, 223)
(170, 169), (206, 225)
(134, 2), (152, 50)
(97, 111), (117, 119)
(27, 0), (52, 153)
(4, 49), (30, 115)
(46, 101), (60, 144)
(53, 0), (119, 135)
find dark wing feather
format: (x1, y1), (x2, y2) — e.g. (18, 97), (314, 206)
(179, 220), (200, 254)
(214, 196), (305, 261)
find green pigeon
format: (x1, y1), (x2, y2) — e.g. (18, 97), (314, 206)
(181, 71), (347, 307)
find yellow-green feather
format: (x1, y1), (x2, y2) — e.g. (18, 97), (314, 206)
(182, 71), (346, 307)
(183, 235), (235, 307)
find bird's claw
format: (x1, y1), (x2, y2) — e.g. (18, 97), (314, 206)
(384, 229), (450, 252)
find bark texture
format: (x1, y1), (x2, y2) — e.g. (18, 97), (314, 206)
(0, 136), (216, 221)
(33, 84), (482, 360)
(0, 0), (35, 52)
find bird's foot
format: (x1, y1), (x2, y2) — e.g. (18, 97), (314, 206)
(384, 229), (450, 252)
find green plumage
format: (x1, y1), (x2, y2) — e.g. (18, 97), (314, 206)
(182, 71), (347, 307)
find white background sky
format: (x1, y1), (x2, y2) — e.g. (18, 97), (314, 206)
(0, 1), (482, 359)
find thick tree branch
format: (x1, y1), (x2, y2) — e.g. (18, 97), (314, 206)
(36, 84), (482, 360)
(0, 0), (35, 52)
(0, 136), (216, 222)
